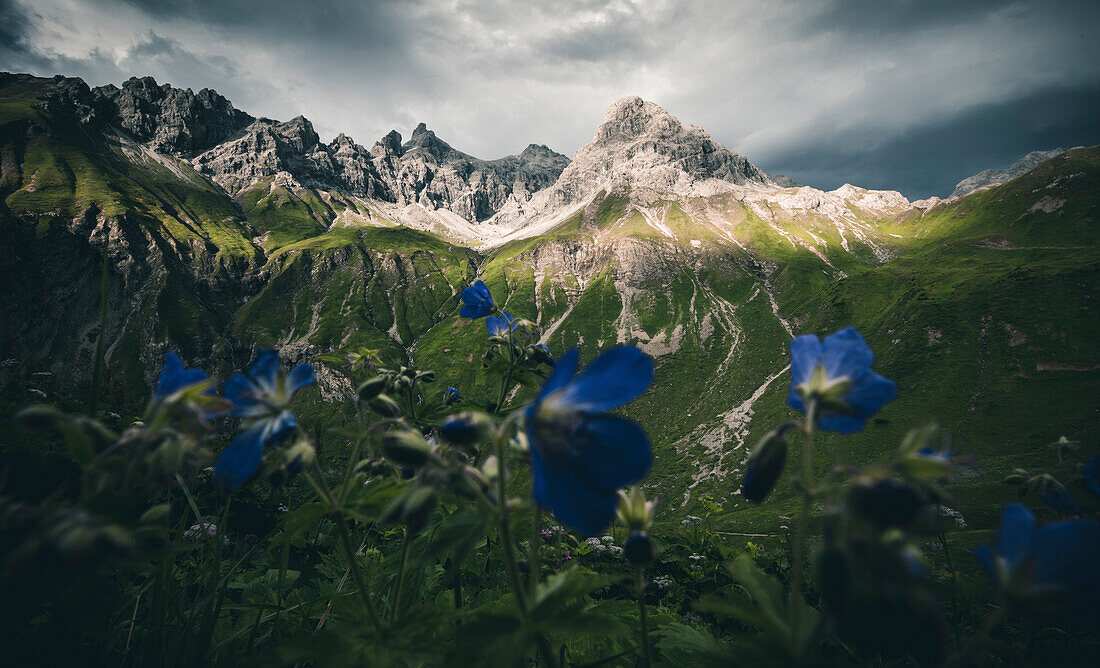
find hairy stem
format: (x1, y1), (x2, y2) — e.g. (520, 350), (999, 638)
(635, 564), (652, 668)
(788, 398), (817, 648)
(391, 529), (412, 621)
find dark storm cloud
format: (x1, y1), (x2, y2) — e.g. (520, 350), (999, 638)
(1, 0), (1097, 197)
(762, 83), (1100, 198)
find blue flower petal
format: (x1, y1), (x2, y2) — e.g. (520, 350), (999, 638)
(821, 327), (873, 380)
(460, 280), (494, 319)
(250, 350), (281, 395)
(555, 346), (653, 413)
(215, 422), (267, 489)
(843, 370), (897, 418)
(571, 415), (652, 490)
(1040, 485), (1081, 515)
(1082, 457), (1100, 497)
(530, 441), (617, 537)
(817, 412), (866, 434)
(537, 348), (579, 402)
(268, 410), (299, 443)
(1034, 520), (1100, 602)
(225, 373), (265, 418)
(974, 543), (995, 576)
(997, 503), (1036, 571)
(789, 334), (823, 386)
(287, 363), (315, 394)
(154, 352), (208, 400)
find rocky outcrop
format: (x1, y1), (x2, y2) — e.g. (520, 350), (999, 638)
(369, 124), (570, 221)
(951, 148), (1067, 198)
(91, 76), (254, 156)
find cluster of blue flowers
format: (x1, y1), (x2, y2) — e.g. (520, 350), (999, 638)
(153, 349), (315, 489)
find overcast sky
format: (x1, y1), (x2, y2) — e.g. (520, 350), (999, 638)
(2, 0), (1097, 198)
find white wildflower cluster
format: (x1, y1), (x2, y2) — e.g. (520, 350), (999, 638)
(586, 537), (608, 552)
(652, 575), (673, 590)
(681, 611), (703, 625)
(608, 545), (624, 556)
(277, 504), (289, 513)
(680, 515), (702, 528)
(183, 522), (228, 545)
(939, 505), (967, 529)
(688, 553), (704, 561)
(600, 535), (614, 543)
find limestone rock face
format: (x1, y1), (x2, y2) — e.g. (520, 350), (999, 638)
(370, 125), (570, 222)
(951, 148), (1068, 198)
(490, 96), (773, 229)
(92, 76), (254, 156)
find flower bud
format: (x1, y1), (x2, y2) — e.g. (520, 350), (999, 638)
(368, 394), (403, 417)
(849, 479), (931, 531)
(623, 533), (655, 566)
(357, 375), (388, 401)
(140, 503), (172, 525)
(616, 487), (656, 533)
(382, 431), (434, 469)
(15, 404), (65, 429)
(740, 429), (789, 503)
(439, 411), (492, 446)
(286, 441), (316, 474)
(417, 370), (436, 384)
(529, 344), (555, 366)
(380, 486), (439, 532)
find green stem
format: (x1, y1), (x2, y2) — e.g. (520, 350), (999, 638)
(335, 513), (384, 634)
(494, 317), (518, 414)
(495, 432), (529, 615)
(530, 507), (542, 601)
(305, 469), (384, 634)
(788, 399), (817, 649)
(635, 564), (652, 668)
(391, 529), (412, 622)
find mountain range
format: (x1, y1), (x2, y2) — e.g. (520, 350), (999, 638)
(1, 72), (1096, 526)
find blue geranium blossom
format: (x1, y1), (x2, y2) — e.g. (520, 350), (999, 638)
(154, 352), (209, 400)
(975, 503), (1100, 613)
(1082, 457), (1100, 497)
(1040, 481), (1081, 516)
(460, 280), (495, 319)
(215, 350), (315, 489)
(487, 311), (517, 337)
(526, 347), (654, 536)
(788, 326), (897, 433)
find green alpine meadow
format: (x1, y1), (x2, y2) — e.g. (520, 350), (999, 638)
(0, 6), (1098, 663)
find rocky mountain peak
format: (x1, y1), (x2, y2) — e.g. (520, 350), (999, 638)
(373, 130), (404, 157)
(951, 148), (1069, 198)
(92, 75), (253, 156)
(490, 96), (772, 229)
(401, 123), (462, 161)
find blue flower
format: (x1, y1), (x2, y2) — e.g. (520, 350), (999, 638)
(526, 347), (654, 536)
(444, 386), (461, 403)
(487, 311), (517, 337)
(1082, 457), (1100, 497)
(154, 352), (209, 400)
(215, 350), (315, 489)
(788, 327), (897, 433)
(1040, 481), (1081, 516)
(460, 280), (495, 319)
(975, 503), (1100, 614)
